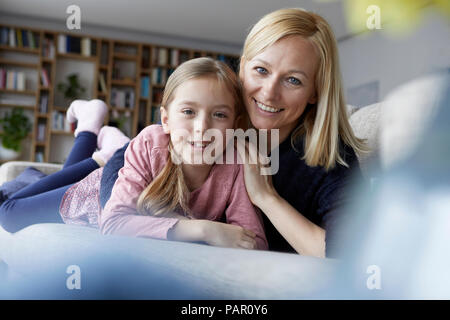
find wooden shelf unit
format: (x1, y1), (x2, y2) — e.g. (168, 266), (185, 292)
(0, 23), (239, 164)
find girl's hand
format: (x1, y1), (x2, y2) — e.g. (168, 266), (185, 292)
(235, 139), (279, 207)
(202, 220), (257, 250)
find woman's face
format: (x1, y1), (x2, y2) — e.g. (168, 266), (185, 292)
(240, 35), (319, 142)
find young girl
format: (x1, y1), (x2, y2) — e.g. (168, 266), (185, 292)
(99, 57), (267, 250)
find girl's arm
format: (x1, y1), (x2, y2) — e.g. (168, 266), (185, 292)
(100, 126), (180, 239)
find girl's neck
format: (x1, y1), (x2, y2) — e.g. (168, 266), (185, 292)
(181, 163), (214, 192)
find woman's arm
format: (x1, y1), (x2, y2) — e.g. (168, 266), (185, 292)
(236, 139), (325, 257)
(257, 194), (325, 257)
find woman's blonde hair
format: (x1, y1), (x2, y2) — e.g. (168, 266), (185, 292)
(241, 8), (368, 170)
(137, 57), (246, 217)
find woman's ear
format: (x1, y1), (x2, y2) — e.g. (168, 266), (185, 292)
(160, 107), (170, 134)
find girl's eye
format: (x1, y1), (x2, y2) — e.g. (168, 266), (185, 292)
(182, 109), (194, 115)
(255, 67), (268, 75)
(287, 77), (301, 86)
(214, 112), (227, 119)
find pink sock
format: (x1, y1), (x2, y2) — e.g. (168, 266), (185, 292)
(67, 99), (108, 137)
(92, 126), (130, 164)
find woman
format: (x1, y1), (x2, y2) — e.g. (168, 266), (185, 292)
(100, 8), (366, 258)
(236, 8), (366, 257)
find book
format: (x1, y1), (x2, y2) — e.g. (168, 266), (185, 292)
(16, 72), (25, 90)
(6, 71), (15, 89)
(158, 48), (168, 65)
(0, 69), (6, 89)
(40, 95), (48, 113)
(99, 73), (107, 93)
(41, 69), (50, 87)
(140, 76), (149, 98)
(81, 37), (91, 56)
(170, 49), (179, 66)
(16, 29), (22, 47)
(9, 28), (16, 47)
(58, 34), (66, 53)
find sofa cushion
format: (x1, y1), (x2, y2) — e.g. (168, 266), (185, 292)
(349, 102), (381, 178)
(0, 167), (47, 202)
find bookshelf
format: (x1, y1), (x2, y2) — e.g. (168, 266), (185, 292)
(0, 24), (239, 164)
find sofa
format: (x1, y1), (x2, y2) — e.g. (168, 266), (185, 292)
(0, 73), (447, 299)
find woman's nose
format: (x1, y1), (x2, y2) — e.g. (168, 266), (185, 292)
(262, 77), (280, 102)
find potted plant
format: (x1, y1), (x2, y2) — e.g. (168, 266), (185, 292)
(0, 108), (32, 160)
(57, 73), (86, 103)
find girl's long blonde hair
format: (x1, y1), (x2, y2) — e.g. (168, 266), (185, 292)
(241, 8), (368, 170)
(137, 57), (245, 217)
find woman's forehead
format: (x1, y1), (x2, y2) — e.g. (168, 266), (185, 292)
(250, 36), (319, 75)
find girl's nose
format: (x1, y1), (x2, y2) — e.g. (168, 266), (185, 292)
(194, 116), (210, 136)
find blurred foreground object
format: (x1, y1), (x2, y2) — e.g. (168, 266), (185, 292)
(333, 72), (450, 298)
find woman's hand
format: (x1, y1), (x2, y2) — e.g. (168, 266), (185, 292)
(235, 139), (279, 207)
(202, 220), (257, 249)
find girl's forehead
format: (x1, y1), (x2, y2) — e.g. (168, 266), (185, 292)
(170, 77), (236, 108)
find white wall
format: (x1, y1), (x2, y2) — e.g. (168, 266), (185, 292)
(0, 11), (242, 55)
(338, 8), (450, 104)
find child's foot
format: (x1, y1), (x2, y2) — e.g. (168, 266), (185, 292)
(66, 99), (108, 137)
(92, 126), (130, 166)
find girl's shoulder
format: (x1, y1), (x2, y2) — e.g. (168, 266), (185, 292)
(135, 124), (169, 150)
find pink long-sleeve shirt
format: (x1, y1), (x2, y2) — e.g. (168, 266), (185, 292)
(99, 125), (267, 250)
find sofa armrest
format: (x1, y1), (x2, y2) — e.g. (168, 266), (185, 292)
(0, 161), (63, 185)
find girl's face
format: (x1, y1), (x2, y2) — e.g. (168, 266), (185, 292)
(161, 77), (236, 165)
(240, 35), (319, 142)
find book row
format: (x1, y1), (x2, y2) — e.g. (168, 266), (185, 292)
(57, 35), (93, 56)
(0, 27), (39, 49)
(0, 69), (26, 90)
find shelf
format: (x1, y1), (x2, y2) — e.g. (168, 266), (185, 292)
(0, 103), (35, 109)
(57, 53), (97, 61)
(41, 57), (54, 63)
(0, 45), (40, 54)
(111, 79), (136, 86)
(53, 106), (68, 112)
(51, 130), (73, 136)
(0, 23), (238, 164)
(0, 59), (39, 69)
(112, 107), (134, 112)
(0, 88), (36, 95)
(113, 53), (138, 61)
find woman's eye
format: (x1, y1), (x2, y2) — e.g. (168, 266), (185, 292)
(287, 77), (301, 86)
(255, 67), (268, 75)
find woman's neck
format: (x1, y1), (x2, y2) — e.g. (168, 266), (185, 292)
(181, 163), (214, 192)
